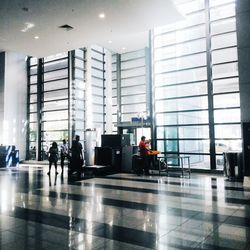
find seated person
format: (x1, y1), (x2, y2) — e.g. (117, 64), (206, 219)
(139, 136), (152, 175)
(145, 139), (152, 151)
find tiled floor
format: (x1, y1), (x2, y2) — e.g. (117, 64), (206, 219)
(0, 165), (250, 249)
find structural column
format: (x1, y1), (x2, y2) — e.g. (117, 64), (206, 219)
(205, 0), (216, 170)
(36, 58), (43, 161)
(116, 54), (122, 134)
(0, 53), (5, 138)
(236, 0), (250, 186)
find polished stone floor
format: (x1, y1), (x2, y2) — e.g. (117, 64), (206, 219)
(0, 165), (250, 249)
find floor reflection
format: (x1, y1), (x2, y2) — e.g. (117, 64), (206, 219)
(0, 166), (250, 249)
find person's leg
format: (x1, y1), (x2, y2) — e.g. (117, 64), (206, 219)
(61, 155), (65, 173)
(147, 155), (152, 174)
(69, 157), (76, 175)
(144, 155), (150, 175)
(77, 158), (82, 178)
(48, 161), (52, 175)
(138, 157), (144, 175)
(133, 155), (141, 175)
(55, 161), (58, 174)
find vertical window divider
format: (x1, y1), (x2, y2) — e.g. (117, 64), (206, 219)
(37, 58), (43, 161)
(205, 0), (216, 169)
(102, 48), (106, 134)
(149, 30), (157, 150)
(26, 57), (31, 160)
(83, 48), (87, 148)
(116, 54), (122, 133)
(68, 51), (73, 147)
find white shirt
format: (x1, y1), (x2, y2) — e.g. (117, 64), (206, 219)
(60, 144), (68, 156)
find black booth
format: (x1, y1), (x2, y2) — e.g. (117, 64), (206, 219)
(95, 134), (137, 173)
(223, 152), (243, 181)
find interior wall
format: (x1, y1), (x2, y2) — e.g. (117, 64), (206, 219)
(0, 53), (5, 142)
(237, 0), (250, 122)
(3, 52), (27, 160)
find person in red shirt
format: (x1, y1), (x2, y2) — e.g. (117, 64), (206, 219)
(139, 136), (151, 175)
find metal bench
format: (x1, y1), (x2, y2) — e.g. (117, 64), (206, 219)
(157, 155), (191, 178)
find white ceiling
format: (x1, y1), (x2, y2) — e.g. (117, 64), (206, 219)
(0, 0), (181, 58)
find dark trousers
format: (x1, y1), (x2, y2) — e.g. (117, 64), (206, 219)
(142, 155), (150, 175)
(69, 157), (82, 176)
(61, 155), (65, 171)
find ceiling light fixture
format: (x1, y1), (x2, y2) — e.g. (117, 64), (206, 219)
(58, 24), (74, 31)
(21, 22), (34, 32)
(108, 40), (112, 44)
(122, 47), (126, 50)
(99, 13), (105, 19)
(34, 36), (39, 39)
(22, 7), (29, 12)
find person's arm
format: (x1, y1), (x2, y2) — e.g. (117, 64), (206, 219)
(48, 147), (52, 158)
(143, 142), (152, 154)
(79, 143), (83, 158)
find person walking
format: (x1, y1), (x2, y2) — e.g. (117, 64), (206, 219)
(48, 141), (59, 175)
(60, 139), (68, 174)
(69, 135), (83, 177)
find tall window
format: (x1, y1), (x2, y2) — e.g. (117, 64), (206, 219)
(86, 45), (107, 134)
(112, 49), (149, 130)
(153, 0), (240, 170)
(120, 49), (148, 123)
(27, 57), (38, 160)
(71, 48), (86, 147)
(42, 52), (69, 158)
(111, 53), (118, 134)
(210, 0), (240, 169)
(27, 46), (108, 160)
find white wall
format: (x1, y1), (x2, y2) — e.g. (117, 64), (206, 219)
(105, 48), (113, 134)
(3, 52), (27, 160)
(85, 46), (94, 130)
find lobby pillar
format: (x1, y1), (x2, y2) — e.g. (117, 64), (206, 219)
(236, 0), (250, 186)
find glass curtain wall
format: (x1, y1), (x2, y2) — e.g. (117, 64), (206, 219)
(71, 48), (86, 147)
(153, 0), (240, 169)
(120, 49), (148, 123)
(27, 50), (87, 160)
(111, 53), (118, 134)
(88, 45), (107, 134)
(112, 49), (148, 128)
(111, 48), (149, 145)
(42, 52), (69, 159)
(209, 0), (241, 168)
(27, 57), (38, 160)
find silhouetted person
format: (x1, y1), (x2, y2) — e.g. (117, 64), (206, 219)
(139, 136), (151, 175)
(60, 139), (68, 175)
(69, 135), (83, 177)
(48, 141), (59, 175)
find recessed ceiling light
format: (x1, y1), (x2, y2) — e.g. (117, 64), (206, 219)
(108, 40), (112, 44)
(21, 22), (34, 32)
(34, 36), (39, 39)
(99, 13), (105, 19)
(122, 47), (126, 50)
(22, 7), (29, 12)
